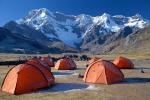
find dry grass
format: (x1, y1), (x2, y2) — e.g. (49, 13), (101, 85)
(0, 54), (150, 100)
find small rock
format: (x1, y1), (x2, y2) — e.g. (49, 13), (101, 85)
(141, 69), (145, 73)
(78, 74), (84, 78)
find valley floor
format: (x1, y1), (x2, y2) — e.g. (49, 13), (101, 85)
(0, 54), (150, 100)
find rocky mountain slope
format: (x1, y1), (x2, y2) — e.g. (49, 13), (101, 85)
(110, 25), (150, 54)
(4, 21), (78, 53)
(2, 8), (150, 54)
(0, 27), (50, 53)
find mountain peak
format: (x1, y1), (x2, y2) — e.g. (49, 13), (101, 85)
(132, 13), (143, 19)
(28, 8), (53, 18)
(36, 8), (50, 17)
(100, 13), (112, 22)
(31, 8), (50, 14)
(38, 8), (49, 12)
(93, 13), (113, 26)
(101, 13), (111, 17)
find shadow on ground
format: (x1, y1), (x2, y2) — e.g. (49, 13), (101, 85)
(134, 68), (150, 70)
(121, 67), (150, 70)
(52, 72), (78, 77)
(39, 83), (89, 93)
(122, 78), (150, 84)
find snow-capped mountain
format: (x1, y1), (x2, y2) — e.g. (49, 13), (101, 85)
(3, 8), (149, 54)
(16, 8), (149, 48)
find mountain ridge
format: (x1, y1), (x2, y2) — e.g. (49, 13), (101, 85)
(2, 8), (150, 54)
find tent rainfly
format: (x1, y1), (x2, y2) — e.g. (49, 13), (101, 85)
(83, 60), (124, 85)
(1, 59), (55, 95)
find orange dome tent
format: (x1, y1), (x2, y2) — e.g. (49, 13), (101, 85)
(41, 57), (54, 67)
(113, 56), (134, 69)
(1, 61), (55, 95)
(83, 60), (124, 85)
(55, 58), (77, 70)
(27, 58), (51, 71)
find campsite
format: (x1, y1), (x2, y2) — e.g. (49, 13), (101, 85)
(0, 53), (150, 100)
(0, 1), (150, 100)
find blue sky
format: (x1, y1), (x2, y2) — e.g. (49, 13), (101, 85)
(0, 0), (150, 26)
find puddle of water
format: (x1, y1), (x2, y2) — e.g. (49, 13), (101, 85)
(123, 78), (150, 83)
(39, 83), (89, 93)
(52, 72), (79, 77)
(86, 85), (98, 90)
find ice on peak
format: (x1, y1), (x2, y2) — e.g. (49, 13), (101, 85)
(29, 8), (54, 18)
(76, 14), (92, 28)
(93, 13), (112, 24)
(132, 13), (143, 19)
(77, 14), (92, 23)
(101, 13), (111, 18)
(78, 14), (91, 18)
(39, 8), (49, 11)
(40, 12), (46, 18)
(35, 8), (51, 14)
